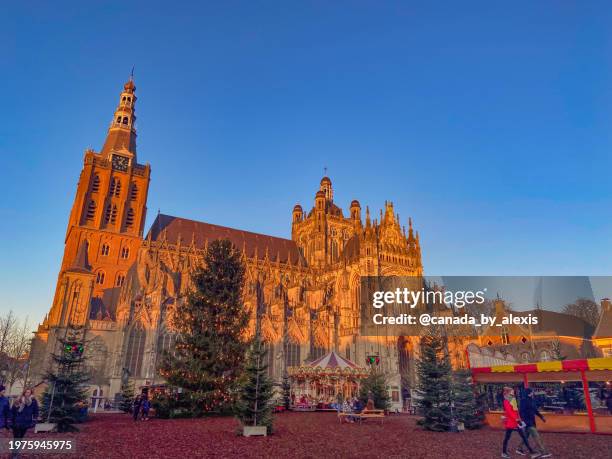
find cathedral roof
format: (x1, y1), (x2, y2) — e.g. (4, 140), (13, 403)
(515, 309), (593, 338)
(593, 308), (612, 338)
(147, 214), (305, 265)
(480, 308), (593, 339)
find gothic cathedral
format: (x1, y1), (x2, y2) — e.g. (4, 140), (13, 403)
(30, 80), (424, 408)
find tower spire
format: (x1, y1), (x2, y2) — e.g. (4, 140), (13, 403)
(101, 78), (138, 158)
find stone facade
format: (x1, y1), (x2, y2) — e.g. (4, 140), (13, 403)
(30, 80), (424, 408)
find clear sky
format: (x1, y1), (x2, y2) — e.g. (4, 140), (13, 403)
(2, 1), (612, 324)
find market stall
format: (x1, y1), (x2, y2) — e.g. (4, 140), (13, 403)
(287, 351), (368, 410)
(471, 356), (612, 434)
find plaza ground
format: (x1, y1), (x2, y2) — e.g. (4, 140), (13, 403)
(7, 412), (610, 458)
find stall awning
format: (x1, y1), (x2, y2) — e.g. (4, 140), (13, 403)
(472, 357), (612, 374)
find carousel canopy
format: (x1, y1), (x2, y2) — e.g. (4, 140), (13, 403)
(288, 351), (368, 378)
(309, 351), (361, 370)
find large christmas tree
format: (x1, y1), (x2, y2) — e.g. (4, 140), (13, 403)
(159, 239), (250, 416)
(416, 327), (452, 431)
(359, 368), (391, 410)
(451, 369), (484, 429)
(235, 328), (274, 433)
(40, 326), (90, 432)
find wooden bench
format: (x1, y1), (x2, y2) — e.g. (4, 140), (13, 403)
(337, 409), (385, 425)
(357, 409), (385, 425)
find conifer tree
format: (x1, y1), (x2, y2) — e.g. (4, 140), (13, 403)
(40, 326), (90, 432)
(119, 379), (135, 413)
(159, 239), (249, 416)
(359, 368), (390, 410)
(451, 369), (484, 429)
(416, 326), (452, 431)
(235, 329), (274, 433)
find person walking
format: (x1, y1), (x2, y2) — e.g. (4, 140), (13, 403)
(0, 385), (10, 434)
(501, 387), (537, 459)
(132, 395), (142, 422)
(517, 388), (551, 458)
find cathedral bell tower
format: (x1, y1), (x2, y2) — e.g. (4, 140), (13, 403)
(47, 77), (151, 326)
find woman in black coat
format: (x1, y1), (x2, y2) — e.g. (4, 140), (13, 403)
(10, 388), (39, 439)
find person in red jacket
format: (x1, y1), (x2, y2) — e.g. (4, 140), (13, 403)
(501, 387), (537, 458)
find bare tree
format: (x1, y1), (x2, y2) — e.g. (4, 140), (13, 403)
(5, 320), (31, 391)
(464, 298), (495, 318)
(0, 311), (31, 392)
(0, 311), (17, 356)
(562, 298), (601, 328)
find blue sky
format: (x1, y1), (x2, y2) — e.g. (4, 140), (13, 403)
(2, 1), (612, 323)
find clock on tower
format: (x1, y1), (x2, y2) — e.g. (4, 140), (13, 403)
(111, 154), (129, 172)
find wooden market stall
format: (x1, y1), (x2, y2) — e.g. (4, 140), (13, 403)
(471, 357), (612, 434)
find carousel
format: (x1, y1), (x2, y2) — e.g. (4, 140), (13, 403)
(287, 351), (368, 410)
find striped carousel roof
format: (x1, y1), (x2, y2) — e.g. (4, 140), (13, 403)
(308, 351), (360, 370)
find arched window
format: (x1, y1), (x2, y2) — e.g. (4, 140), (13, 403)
(127, 97), (131, 103)
(125, 323), (146, 376)
(156, 331), (175, 376)
(130, 183), (138, 200)
(101, 243), (110, 256)
(85, 200), (96, 221)
(116, 116), (121, 123)
(86, 337), (108, 381)
(91, 175), (100, 193)
(115, 274), (125, 287)
(69, 281), (82, 319)
(109, 178), (121, 197)
(126, 208), (135, 228)
(331, 240), (338, 261)
(104, 204), (118, 224)
(122, 116), (128, 125)
(284, 341), (301, 368)
(157, 331), (174, 355)
(310, 344), (326, 361)
(95, 271), (105, 285)
(122, 96), (126, 102)
(121, 246), (130, 259)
